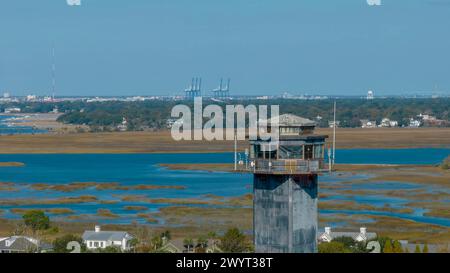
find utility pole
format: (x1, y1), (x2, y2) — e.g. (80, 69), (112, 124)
(234, 132), (237, 171)
(52, 44), (56, 99)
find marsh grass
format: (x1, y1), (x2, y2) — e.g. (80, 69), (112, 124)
(0, 162), (25, 167)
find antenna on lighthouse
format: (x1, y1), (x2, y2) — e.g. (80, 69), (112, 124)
(332, 100), (336, 168)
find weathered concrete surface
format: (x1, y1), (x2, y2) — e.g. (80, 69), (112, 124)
(253, 174), (318, 253)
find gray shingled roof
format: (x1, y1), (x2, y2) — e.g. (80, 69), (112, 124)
(0, 236), (52, 252)
(319, 231), (377, 241)
(261, 114), (316, 127)
(331, 232), (377, 241)
(82, 231), (132, 241)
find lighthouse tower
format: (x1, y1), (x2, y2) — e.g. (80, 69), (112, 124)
(249, 114), (328, 253)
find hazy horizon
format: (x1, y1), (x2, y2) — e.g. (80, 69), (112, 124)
(1, 0), (449, 97)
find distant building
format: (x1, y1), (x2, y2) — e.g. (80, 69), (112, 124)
(409, 118), (422, 128)
(318, 227), (377, 243)
(4, 107), (21, 114)
(166, 118), (183, 129)
(361, 119), (377, 128)
(117, 117), (128, 132)
(82, 225), (134, 251)
(417, 114), (447, 127)
(367, 90), (374, 100)
(380, 118), (398, 128)
(328, 120), (340, 128)
(0, 236), (52, 253)
(26, 94), (37, 101)
(158, 238), (222, 253)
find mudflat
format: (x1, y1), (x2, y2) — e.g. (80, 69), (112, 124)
(0, 128), (449, 154)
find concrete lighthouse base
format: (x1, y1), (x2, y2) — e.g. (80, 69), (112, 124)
(253, 174), (318, 253)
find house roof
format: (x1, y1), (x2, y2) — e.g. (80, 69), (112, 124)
(0, 236), (52, 252)
(319, 231), (377, 241)
(160, 238), (221, 253)
(82, 230), (133, 242)
(260, 114), (316, 127)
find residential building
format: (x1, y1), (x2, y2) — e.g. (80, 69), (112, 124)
(82, 225), (134, 251)
(117, 117), (128, 131)
(26, 94), (37, 101)
(361, 119), (377, 128)
(318, 227), (377, 243)
(0, 236), (52, 253)
(158, 238), (222, 253)
(409, 118), (422, 128)
(380, 118), (398, 128)
(328, 120), (340, 128)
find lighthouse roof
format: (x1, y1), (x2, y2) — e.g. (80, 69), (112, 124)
(260, 114), (316, 127)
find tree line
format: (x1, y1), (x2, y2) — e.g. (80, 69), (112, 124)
(1, 98), (449, 131)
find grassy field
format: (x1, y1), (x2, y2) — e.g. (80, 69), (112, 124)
(0, 162), (25, 167)
(0, 128), (449, 154)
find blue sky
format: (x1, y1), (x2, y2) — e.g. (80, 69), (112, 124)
(0, 0), (449, 96)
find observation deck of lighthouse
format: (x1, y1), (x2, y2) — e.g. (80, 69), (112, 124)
(1, 0), (450, 272)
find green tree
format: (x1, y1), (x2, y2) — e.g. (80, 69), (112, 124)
(392, 240), (403, 253)
(414, 244), (421, 253)
(422, 244), (429, 253)
(128, 238), (139, 253)
(383, 239), (394, 253)
(161, 230), (171, 241)
(52, 234), (84, 253)
(219, 228), (251, 253)
(151, 235), (163, 251)
(183, 238), (194, 253)
(376, 236), (391, 252)
(197, 236), (208, 248)
(22, 210), (50, 232)
(332, 236), (367, 253)
(99, 246), (121, 253)
(318, 242), (351, 253)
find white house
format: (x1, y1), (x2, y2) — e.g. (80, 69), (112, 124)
(328, 120), (340, 128)
(409, 118), (422, 128)
(361, 119), (377, 128)
(318, 227), (377, 243)
(380, 118), (398, 128)
(117, 117), (128, 131)
(82, 225), (134, 251)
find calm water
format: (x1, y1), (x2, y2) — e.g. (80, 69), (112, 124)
(0, 149), (448, 226)
(0, 115), (47, 135)
(326, 148), (450, 165)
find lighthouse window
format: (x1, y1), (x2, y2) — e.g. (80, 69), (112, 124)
(264, 150), (277, 159)
(251, 144), (265, 159)
(314, 144), (323, 159)
(279, 145), (303, 159)
(304, 145), (313, 159)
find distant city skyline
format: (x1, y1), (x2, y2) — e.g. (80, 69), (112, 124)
(0, 1), (449, 96)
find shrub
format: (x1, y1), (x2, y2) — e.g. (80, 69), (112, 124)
(219, 228), (252, 253)
(23, 210), (50, 231)
(318, 241), (352, 253)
